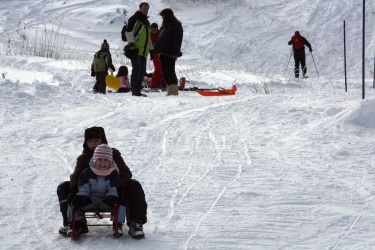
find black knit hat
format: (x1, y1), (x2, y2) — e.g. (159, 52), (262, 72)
(83, 126), (108, 150)
(101, 39), (109, 50)
(295, 31), (300, 35)
(151, 23), (158, 28)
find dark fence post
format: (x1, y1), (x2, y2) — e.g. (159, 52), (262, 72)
(362, 0), (365, 99)
(344, 20), (347, 92)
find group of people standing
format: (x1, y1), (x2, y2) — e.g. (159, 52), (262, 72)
(91, 2), (183, 96)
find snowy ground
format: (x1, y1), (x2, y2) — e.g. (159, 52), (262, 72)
(1, 0), (375, 249)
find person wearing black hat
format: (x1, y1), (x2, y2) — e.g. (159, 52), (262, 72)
(288, 31), (313, 78)
(57, 126), (148, 238)
(91, 40), (116, 94)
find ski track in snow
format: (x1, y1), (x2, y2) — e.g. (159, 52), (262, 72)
(2, 58), (375, 249)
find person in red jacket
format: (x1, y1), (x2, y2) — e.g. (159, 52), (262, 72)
(149, 23), (166, 89)
(288, 31), (313, 78)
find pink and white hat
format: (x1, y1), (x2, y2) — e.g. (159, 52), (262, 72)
(93, 144), (113, 163)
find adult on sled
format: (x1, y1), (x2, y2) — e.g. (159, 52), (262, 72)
(66, 144), (125, 237)
(57, 127), (147, 239)
(124, 2), (153, 97)
(288, 31), (313, 78)
(154, 8), (183, 96)
(91, 40), (116, 94)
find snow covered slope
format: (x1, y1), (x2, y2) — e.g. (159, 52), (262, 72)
(0, 0), (375, 249)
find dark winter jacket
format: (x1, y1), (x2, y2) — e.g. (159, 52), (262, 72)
(125, 11), (152, 58)
(77, 167), (120, 203)
(70, 148), (132, 191)
(154, 18), (183, 58)
(288, 35), (312, 51)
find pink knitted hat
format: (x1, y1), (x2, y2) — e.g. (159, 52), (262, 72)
(93, 144), (113, 163)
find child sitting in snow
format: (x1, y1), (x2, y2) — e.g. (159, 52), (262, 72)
(116, 66), (131, 93)
(66, 144), (126, 237)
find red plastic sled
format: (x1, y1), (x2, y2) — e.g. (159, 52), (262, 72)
(196, 85), (237, 96)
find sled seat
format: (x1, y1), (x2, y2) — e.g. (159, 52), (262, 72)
(71, 204), (119, 239)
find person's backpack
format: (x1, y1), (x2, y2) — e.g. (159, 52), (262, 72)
(291, 35), (304, 50)
(121, 21), (143, 42)
(92, 52), (109, 72)
(121, 22), (128, 41)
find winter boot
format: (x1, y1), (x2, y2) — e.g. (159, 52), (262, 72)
(66, 221), (88, 237)
(59, 225), (69, 235)
(128, 220), (145, 239)
(170, 84), (179, 95)
(113, 222), (123, 237)
(166, 85), (172, 96)
(78, 221), (89, 234)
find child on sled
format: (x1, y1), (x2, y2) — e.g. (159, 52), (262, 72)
(66, 144), (126, 237)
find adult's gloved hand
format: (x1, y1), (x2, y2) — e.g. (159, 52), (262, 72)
(103, 195), (119, 207)
(91, 71), (95, 77)
(309, 49), (313, 52)
(67, 188), (78, 204)
(71, 196), (83, 209)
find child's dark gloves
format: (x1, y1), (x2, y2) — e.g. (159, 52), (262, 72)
(103, 195), (119, 207)
(72, 195), (92, 209)
(71, 196), (83, 209)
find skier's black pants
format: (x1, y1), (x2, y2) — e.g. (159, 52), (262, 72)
(57, 179), (147, 227)
(160, 54), (178, 85)
(293, 49), (307, 78)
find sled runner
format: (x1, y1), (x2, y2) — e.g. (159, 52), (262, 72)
(105, 70), (121, 90)
(69, 204), (119, 240)
(195, 85), (237, 96)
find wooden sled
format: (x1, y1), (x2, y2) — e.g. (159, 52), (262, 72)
(105, 70), (121, 90)
(70, 204), (119, 240)
(196, 85), (237, 96)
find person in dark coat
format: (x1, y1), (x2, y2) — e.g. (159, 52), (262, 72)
(154, 8), (183, 95)
(288, 31), (313, 78)
(57, 126), (147, 239)
(91, 40), (115, 94)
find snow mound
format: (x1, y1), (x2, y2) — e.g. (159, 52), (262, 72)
(345, 99), (375, 128)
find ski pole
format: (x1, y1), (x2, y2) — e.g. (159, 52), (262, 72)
(286, 48), (293, 70)
(310, 51), (319, 77)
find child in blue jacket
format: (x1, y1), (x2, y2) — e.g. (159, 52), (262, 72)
(66, 144), (126, 237)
